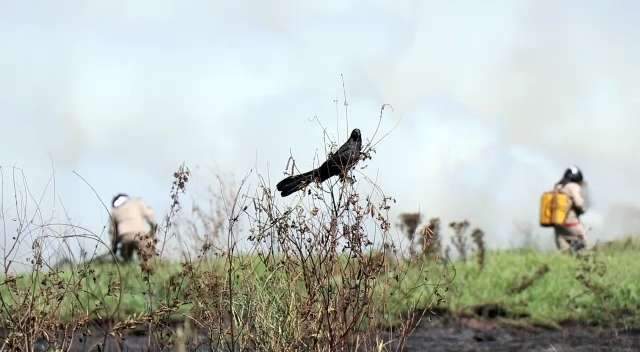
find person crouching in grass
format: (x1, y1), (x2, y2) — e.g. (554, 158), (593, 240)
(109, 193), (158, 273)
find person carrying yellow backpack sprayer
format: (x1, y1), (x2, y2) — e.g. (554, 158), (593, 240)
(540, 166), (587, 252)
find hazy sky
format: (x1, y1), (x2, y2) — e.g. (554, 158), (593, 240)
(2, 1), (639, 261)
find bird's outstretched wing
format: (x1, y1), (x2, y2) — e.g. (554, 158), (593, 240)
(276, 129), (363, 197)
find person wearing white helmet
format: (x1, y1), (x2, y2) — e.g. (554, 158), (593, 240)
(553, 166), (587, 252)
(109, 193), (158, 271)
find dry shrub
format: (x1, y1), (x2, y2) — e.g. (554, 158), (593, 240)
(171, 131), (448, 350)
(449, 220), (470, 262)
(398, 213), (444, 261)
(447, 220), (486, 270)
(569, 252), (622, 325)
(420, 217), (442, 260)
(1, 116), (448, 351)
(398, 212), (422, 257)
(470, 229), (486, 271)
(203, 172), (401, 351)
(0, 165), (190, 351)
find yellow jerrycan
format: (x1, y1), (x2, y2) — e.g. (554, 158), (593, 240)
(540, 191), (572, 227)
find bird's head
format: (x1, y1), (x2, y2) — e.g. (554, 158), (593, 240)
(350, 128), (361, 142)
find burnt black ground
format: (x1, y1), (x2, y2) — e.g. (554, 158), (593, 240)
(397, 316), (640, 352)
(14, 317), (640, 351)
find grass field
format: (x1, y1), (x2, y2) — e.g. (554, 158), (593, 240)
(444, 240), (640, 327)
(4, 237), (638, 329)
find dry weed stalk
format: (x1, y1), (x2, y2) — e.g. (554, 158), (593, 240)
(449, 220), (470, 262)
(420, 217), (442, 259)
(0, 166), (126, 351)
(470, 228), (486, 271)
(508, 264), (550, 294)
(398, 212), (421, 257)
(0, 106), (447, 351)
(237, 168), (397, 351)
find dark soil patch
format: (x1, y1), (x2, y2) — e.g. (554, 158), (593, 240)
(471, 303), (511, 319)
(396, 315), (640, 352)
(8, 314), (640, 351)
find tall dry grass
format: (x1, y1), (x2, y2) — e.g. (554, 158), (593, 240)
(0, 118), (448, 351)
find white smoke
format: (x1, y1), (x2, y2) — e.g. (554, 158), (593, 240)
(1, 1), (639, 255)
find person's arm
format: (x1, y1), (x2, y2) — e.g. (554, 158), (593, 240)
(142, 204), (158, 234)
(567, 183), (586, 215)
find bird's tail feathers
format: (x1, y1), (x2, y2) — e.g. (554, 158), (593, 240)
(276, 170), (315, 197)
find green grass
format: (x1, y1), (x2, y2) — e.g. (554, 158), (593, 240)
(441, 239), (640, 326)
(0, 260), (184, 321)
(3, 237), (639, 328)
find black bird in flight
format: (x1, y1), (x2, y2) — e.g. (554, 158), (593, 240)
(277, 129), (363, 197)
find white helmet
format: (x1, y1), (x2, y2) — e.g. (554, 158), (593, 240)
(111, 193), (130, 208)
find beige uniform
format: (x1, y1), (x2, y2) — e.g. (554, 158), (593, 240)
(109, 198), (157, 268)
(553, 182), (586, 251)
